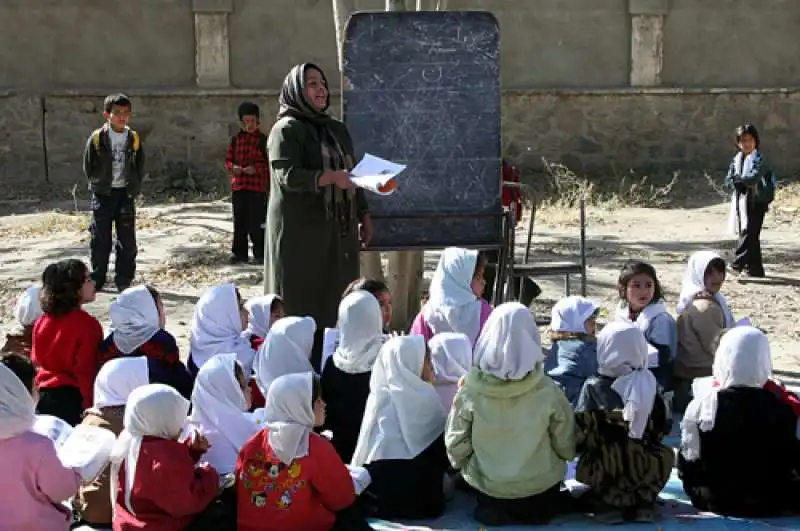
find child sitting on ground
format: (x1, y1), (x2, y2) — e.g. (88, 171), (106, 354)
(574, 321), (673, 524)
(32, 259), (104, 426)
(1, 285), (42, 356)
(674, 251), (734, 413)
(100, 285), (193, 399)
(411, 247), (492, 347)
(343, 277), (393, 332)
(429, 332), (472, 411)
(242, 294), (285, 409)
(545, 295), (600, 407)
(615, 260), (677, 391)
(446, 302), (576, 526)
(110, 384), (220, 531)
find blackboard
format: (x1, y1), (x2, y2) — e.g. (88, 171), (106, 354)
(343, 11), (502, 250)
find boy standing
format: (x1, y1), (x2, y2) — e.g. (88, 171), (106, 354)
(225, 101), (270, 264)
(82, 93), (145, 292)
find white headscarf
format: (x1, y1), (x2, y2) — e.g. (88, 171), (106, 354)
(597, 321), (658, 440)
(109, 286), (161, 354)
(681, 327), (771, 461)
(264, 372), (316, 465)
(351, 336), (446, 466)
(188, 354), (258, 473)
(0, 363), (35, 440)
(254, 316), (316, 396)
(429, 332), (472, 410)
(189, 283), (256, 374)
(15, 286), (43, 326)
(244, 294), (281, 339)
(423, 247), (483, 345)
(474, 302), (543, 381)
(93, 357), (150, 409)
(677, 251), (734, 327)
(551, 296), (599, 334)
(110, 384), (189, 515)
(333, 291), (385, 374)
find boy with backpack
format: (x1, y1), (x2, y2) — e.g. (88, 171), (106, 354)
(225, 101), (270, 265)
(82, 93), (145, 292)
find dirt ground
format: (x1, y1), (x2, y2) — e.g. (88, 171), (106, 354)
(1, 195), (798, 376)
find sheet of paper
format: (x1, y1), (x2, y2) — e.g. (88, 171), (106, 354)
(346, 465), (372, 495)
(349, 153), (406, 195)
(646, 344), (660, 368)
(692, 376), (715, 398)
(321, 328), (340, 371)
(57, 424), (116, 482)
(735, 317), (752, 327)
(32, 414), (74, 449)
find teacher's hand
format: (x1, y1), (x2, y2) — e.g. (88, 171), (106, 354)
(360, 214), (374, 247)
(320, 171), (353, 190)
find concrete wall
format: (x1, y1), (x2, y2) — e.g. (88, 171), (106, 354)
(1, 0), (799, 201)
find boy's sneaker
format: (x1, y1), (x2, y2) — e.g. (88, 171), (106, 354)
(252, 256), (265, 266)
(229, 255), (247, 265)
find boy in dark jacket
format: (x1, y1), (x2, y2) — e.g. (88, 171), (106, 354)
(82, 93), (146, 292)
(225, 101), (270, 265)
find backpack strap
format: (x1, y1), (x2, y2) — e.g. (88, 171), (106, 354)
(91, 127), (104, 151)
(130, 130), (140, 152)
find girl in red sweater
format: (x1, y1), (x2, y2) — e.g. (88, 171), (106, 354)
(32, 259), (104, 426)
(236, 372), (372, 531)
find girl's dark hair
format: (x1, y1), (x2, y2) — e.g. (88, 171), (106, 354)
(311, 375), (322, 404)
(1, 353), (36, 394)
(617, 260), (664, 302)
(39, 259), (89, 316)
(145, 285), (161, 307)
(705, 257), (727, 277)
(270, 297), (284, 313)
(342, 277), (389, 299)
(735, 123), (760, 148)
(233, 362), (245, 383)
(473, 252), (489, 278)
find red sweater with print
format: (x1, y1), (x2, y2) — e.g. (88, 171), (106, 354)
(113, 437), (219, 531)
(236, 430), (355, 531)
(31, 309), (105, 409)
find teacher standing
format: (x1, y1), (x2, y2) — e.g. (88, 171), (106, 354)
(265, 63), (373, 369)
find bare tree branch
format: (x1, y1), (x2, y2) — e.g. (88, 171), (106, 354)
(332, 0), (357, 71)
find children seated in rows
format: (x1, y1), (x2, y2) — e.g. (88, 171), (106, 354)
(236, 372), (371, 531)
(1, 285), (42, 356)
(545, 295), (599, 407)
(75, 357), (150, 529)
(0, 354), (82, 531)
(186, 354), (258, 477)
(101, 285), (193, 398)
(674, 251), (733, 412)
(111, 384), (219, 531)
(615, 260), (676, 390)
(574, 321), (673, 524)
(428, 332), (472, 410)
(32, 258), (104, 426)
(446, 302), (576, 526)
(411, 247), (491, 346)
(352, 335), (449, 520)
(188, 283), (255, 376)
(679, 327), (800, 517)
(321, 291), (386, 463)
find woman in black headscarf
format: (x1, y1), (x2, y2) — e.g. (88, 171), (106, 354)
(265, 63), (373, 369)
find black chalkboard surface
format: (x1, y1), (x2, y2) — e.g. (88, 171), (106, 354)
(343, 11), (502, 250)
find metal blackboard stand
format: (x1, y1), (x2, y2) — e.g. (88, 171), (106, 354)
(363, 209), (513, 307)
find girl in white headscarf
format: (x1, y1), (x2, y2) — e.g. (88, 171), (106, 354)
(0, 354), (81, 531)
(185, 354), (258, 475)
(242, 294), (285, 350)
(678, 327), (800, 517)
(351, 335), (449, 520)
(674, 251), (733, 413)
(253, 316), (316, 400)
(429, 332), (472, 410)
(188, 283), (255, 375)
(75, 357), (150, 528)
(110, 384), (219, 530)
(104, 285), (193, 399)
(235, 372), (371, 531)
(446, 302), (575, 526)
(545, 296), (600, 407)
(321, 291), (387, 463)
(573, 321), (673, 525)
(410, 247), (492, 347)
(1, 285), (42, 356)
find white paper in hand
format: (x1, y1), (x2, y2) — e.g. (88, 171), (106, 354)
(349, 153), (406, 195)
(346, 465), (372, 495)
(32, 415), (74, 449)
(646, 343), (660, 368)
(321, 328), (340, 371)
(57, 424), (116, 482)
(692, 376), (716, 399)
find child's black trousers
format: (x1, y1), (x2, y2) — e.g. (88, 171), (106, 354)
(732, 201), (768, 277)
(231, 190), (267, 261)
(89, 189), (138, 289)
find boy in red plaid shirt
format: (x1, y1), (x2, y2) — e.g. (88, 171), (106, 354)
(225, 101), (270, 264)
